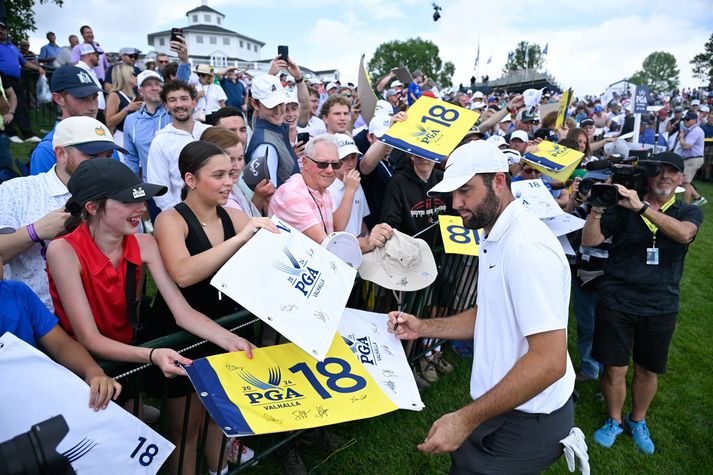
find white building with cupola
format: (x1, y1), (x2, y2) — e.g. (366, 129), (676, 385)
(146, 0), (265, 68)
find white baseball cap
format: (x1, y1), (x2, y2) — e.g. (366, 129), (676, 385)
(427, 141), (508, 195)
(137, 70), (163, 87)
(700, 104), (710, 112)
(374, 99), (394, 117)
(691, 99), (701, 106)
(252, 74), (289, 109)
(390, 79), (403, 88)
(52, 116), (127, 154)
(509, 130), (529, 143)
(486, 135), (507, 148)
(334, 133), (361, 159)
(285, 90), (298, 104)
(326, 82), (338, 92)
(78, 43), (101, 56)
(473, 91), (484, 98)
(322, 232), (362, 269)
(368, 114), (391, 138)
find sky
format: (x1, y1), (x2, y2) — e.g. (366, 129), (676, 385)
(28, 0), (713, 96)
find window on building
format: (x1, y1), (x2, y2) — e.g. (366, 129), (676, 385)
(223, 37), (229, 45)
(254, 44), (258, 52)
(196, 35), (204, 44)
(240, 40), (244, 48)
(217, 17), (221, 25)
(158, 38), (164, 46)
(210, 36), (217, 44)
(210, 55), (227, 67)
(192, 14), (198, 22)
(204, 14), (210, 22)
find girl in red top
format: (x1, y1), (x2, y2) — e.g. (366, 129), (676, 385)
(46, 160), (257, 420)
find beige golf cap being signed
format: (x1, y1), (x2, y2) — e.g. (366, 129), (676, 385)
(428, 140), (509, 196)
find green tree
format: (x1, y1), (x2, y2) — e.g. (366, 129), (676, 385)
(690, 33), (713, 85)
(368, 37), (455, 87)
(629, 51), (680, 93)
(4, 0), (64, 42)
(502, 41), (545, 73)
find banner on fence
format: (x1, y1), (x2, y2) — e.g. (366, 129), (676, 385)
(0, 332), (173, 474)
(379, 96), (479, 163)
(211, 217), (357, 361)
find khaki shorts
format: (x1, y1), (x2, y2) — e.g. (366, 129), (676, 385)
(683, 156), (704, 183)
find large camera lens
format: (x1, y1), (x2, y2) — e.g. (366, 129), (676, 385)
(0, 415), (72, 475)
(579, 178), (595, 195)
(588, 183), (621, 208)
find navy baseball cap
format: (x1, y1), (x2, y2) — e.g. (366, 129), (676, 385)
(50, 66), (101, 98)
(683, 111), (698, 122)
(580, 118), (595, 127)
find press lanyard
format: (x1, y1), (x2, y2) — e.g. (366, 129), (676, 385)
(640, 195), (676, 247)
(308, 190), (328, 234)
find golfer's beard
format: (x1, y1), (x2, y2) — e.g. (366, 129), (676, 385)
(462, 191), (500, 230)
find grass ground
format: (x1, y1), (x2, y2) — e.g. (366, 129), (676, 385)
(9, 131), (712, 474)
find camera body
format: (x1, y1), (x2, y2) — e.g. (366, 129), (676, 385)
(585, 150), (661, 208)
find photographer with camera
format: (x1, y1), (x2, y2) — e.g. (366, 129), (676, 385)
(581, 152), (703, 454)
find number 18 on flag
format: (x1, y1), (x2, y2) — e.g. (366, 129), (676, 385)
(439, 215), (483, 256)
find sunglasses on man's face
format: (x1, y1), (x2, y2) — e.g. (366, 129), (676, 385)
(521, 167), (541, 175)
(158, 60), (169, 64)
(306, 155), (342, 170)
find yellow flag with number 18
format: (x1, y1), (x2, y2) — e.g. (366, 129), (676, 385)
(380, 96), (479, 163)
(439, 215), (483, 256)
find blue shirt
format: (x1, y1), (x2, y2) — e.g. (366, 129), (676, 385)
(38, 43), (62, 63)
(220, 78), (246, 108)
(122, 104), (170, 175)
(0, 280), (58, 348)
(0, 41), (25, 79)
(30, 122), (58, 175)
(407, 82), (421, 105)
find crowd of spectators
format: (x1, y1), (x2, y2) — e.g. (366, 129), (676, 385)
(0, 19), (710, 474)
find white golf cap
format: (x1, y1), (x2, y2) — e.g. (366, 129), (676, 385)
(509, 130), (529, 143)
(334, 133), (361, 159)
(374, 99), (393, 116)
(252, 74), (289, 109)
(390, 79), (403, 88)
(52, 116), (127, 154)
(368, 114), (391, 138)
(326, 82), (338, 91)
(136, 70), (163, 87)
(428, 141), (508, 195)
(486, 135), (507, 148)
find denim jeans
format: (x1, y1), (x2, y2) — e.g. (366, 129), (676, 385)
(572, 283), (602, 379)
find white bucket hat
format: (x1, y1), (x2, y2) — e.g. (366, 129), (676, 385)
(359, 230), (437, 291)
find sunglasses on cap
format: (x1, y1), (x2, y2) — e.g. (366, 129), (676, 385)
(306, 155), (342, 170)
(342, 92), (353, 98)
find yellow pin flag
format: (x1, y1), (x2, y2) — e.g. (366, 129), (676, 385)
(522, 141), (584, 183)
(439, 215), (483, 256)
(555, 88), (573, 129)
(380, 96), (480, 163)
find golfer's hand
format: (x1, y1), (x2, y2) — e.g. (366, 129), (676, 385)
(417, 410), (472, 454)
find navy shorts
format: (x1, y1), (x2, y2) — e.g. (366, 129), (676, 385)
(449, 397), (573, 475)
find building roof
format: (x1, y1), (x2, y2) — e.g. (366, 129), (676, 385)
(186, 5), (224, 17)
(147, 25), (266, 46)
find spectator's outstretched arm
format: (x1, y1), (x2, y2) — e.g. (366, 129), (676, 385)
(0, 208), (69, 262)
(138, 233), (259, 357)
(171, 34), (191, 82)
(286, 58), (310, 127)
(40, 325), (122, 410)
(360, 112), (407, 175)
(376, 71), (396, 94)
(478, 94), (524, 131)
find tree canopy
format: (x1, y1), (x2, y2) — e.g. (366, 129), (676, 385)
(629, 51), (680, 94)
(368, 37), (455, 87)
(502, 41), (545, 73)
(3, 0), (64, 43)
(690, 33), (713, 85)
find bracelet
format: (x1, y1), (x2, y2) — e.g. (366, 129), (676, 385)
(26, 223), (41, 243)
(294, 76), (304, 84)
(637, 203), (650, 215)
(149, 347), (157, 365)
(592, 214), (602, 220)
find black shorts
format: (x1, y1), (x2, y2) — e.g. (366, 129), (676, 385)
(592, 303), (677, 374)
(450, 397), (573, 475)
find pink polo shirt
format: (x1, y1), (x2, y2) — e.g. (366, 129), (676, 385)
(268, 174), (334, 235)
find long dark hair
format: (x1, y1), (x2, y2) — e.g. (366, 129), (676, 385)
(178, 140), (227, 200)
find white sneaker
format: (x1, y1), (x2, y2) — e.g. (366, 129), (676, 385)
(9, 136), (23, 144)
(225, 437), (256, 465)
(25, 136), (42, 143)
